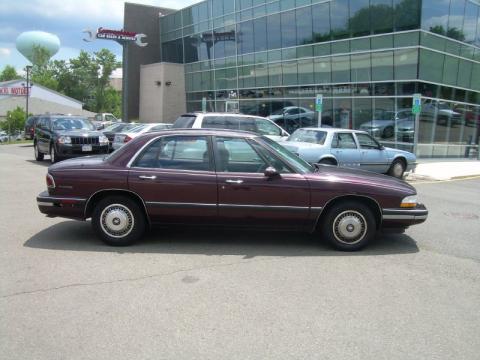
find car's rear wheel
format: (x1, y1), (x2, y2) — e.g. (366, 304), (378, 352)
(322, 201), (376, 251)
(388, 159), (405, 178)
(92, 196), (146, 246)
(34, 142), (44, 161)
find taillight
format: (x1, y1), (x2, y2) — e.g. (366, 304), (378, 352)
(46, 173), (55, 189)
(124, 135), (132, 143)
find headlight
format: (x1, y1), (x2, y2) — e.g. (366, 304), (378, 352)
(58, 136), (71, 144)
(400, 195), (418, 208)
(99, 135), (109, 145)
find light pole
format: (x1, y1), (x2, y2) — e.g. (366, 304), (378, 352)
(23, 65), (33, 128)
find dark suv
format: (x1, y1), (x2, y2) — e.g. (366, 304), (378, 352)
(24, 116), (40, 140)
(34, 115), (109, 163)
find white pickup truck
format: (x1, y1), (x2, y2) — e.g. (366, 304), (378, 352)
(90, 113), (121, 130)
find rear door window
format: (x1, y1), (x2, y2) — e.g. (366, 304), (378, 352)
(172, 115), (196, 128)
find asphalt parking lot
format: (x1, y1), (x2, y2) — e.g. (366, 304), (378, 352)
(1, 143), (479, 360)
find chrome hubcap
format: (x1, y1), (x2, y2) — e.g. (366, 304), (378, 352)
(333, 210), (367, 245)
(393, 163), (404, 177)
(50, 147), (55, 162)
(100, 204), (134, 238)
(35, 145), (38, 157)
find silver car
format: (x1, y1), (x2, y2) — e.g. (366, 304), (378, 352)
(280, 128), (416, 178)
(112, 123), (171, 150)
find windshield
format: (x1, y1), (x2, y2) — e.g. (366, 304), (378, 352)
(374, 111), (396, 120)
(288, 129), (327, 145)
(259, 136), (314, 174)
(52, 118), (95, 131)
(271, 108), (289, 115)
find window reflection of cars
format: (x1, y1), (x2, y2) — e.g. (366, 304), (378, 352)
(359, 109), (413, 139)
(421, 101), (462, 126)
(37, 129), (427, 251)
(280, 128), (416, 178)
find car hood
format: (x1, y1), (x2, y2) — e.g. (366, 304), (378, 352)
(49, 155), (107, 171)
(279, 141), (324, 153)
(55, 130), (104, 137)
(306, 165), (416, 193)
(383, 147), (416, 160)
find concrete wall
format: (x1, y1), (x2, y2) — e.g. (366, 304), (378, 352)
(139, 62), (186, 123)
(124, 3), (175, 121)
(0, 97), (95, 120)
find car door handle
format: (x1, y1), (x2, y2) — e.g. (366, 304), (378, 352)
(138, 175), (157, 180)
(225, 179), (244, 184)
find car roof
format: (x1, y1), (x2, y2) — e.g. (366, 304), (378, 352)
(146, 128), (259, 138)
(181, 112), (269, 119)
(297, 127), (369, 134)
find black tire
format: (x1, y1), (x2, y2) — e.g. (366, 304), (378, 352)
(382, 126), (394, 138)
(34, 142), (44, 161)
(388, 158), (406, 179)
(92, 195), (146, 246)
(318, 158), (337, 166)
(321, 201), (376, 251)
(50, 144), (62, 163)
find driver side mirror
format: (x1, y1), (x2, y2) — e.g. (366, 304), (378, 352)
(264, 166), (280, 178)
(379, 145), (385, 150)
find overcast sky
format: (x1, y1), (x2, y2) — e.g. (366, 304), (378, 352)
(0, 0), (200, 74)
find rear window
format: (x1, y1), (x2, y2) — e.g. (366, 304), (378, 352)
(201, 116), (257, 133)
(172, 115), (196, 128)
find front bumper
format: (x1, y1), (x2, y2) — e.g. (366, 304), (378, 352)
(381, 204), (428, 228)
(37, 191), (87, 220)
(56, 144), (109, 158)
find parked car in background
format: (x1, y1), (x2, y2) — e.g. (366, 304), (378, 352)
(280, 128), (416, 178)
(359, 109), (414, 139)
(37, 128), (428, 251)
(267, 106), (316, 133)
(24, 116), (40, 140)
(91, 113), (121, 130)
(396, 118), (415, 143)
(0, 131), (9, 143)
(172, 112), (289, 141)
(112, 123), (171, 150)
(34, 114), (109, 163)
(421, 101), (462, 125)
(102, 122), (139, 151)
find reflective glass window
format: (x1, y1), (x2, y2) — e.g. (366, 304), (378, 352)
(267, 14), (282, 50)
(238, 21), (254, 54)
(332, 55), (350, 83)
(457, 59), (473, 88)
(422, 0), (451, 35)
(253, 17), (267, 52)
(371, 51), (394, 81)
(312, 2), (331, 42)
(353, 98), (373, 130)
(314, 57), (332, 84)
(282, 61), (298, 85)
(443, 56), (459, 86)
(298, 59), (314, 85)
(351, 53), (371, 82)
(296, 6), (313, 46)
(281, 10), (296, 48)
(349, 0), (371, 37)
(464, 2), (479, 43)
(419, 49), (445, 83)
(370, 0), (394, 34)
(394, 0), (421, 31)
(394, 48), (418, 80)
(330, 0), (349, 39)
(448, 0), (466, 41)
(268, 63), (282, 87)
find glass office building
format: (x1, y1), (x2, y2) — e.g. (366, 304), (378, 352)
(159, 0), (480, 158)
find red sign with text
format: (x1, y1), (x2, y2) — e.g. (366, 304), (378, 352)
(0, 87), (29, 96)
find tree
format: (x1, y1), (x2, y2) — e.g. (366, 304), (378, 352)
(1, 107), (27, 135)
(0, 65), (21, 81)
(30, 45), (58, 90)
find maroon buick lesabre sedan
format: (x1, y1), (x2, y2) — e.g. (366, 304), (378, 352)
(37, 129), (428, 251)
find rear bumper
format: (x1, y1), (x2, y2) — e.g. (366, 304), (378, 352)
(37, 191), (87, 220)
(381, 204), (428, 228)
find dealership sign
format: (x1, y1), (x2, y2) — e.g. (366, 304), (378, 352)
(83, 28), (148, 47)
(0, 87), (29, 96)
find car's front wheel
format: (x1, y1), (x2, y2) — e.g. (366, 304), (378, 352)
(34, 142), (44, 161)
(322, 201), (376, 251)
(388, 159), (405, 178)
(50, 145), (61, 163)
(92, 196), (146, 246)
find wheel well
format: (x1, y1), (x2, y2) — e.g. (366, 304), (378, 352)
(84, 190), (150, 225)
(315, 195), (382, 231)
(319, 157), (338, 165)
(392, 156), (407, 167)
